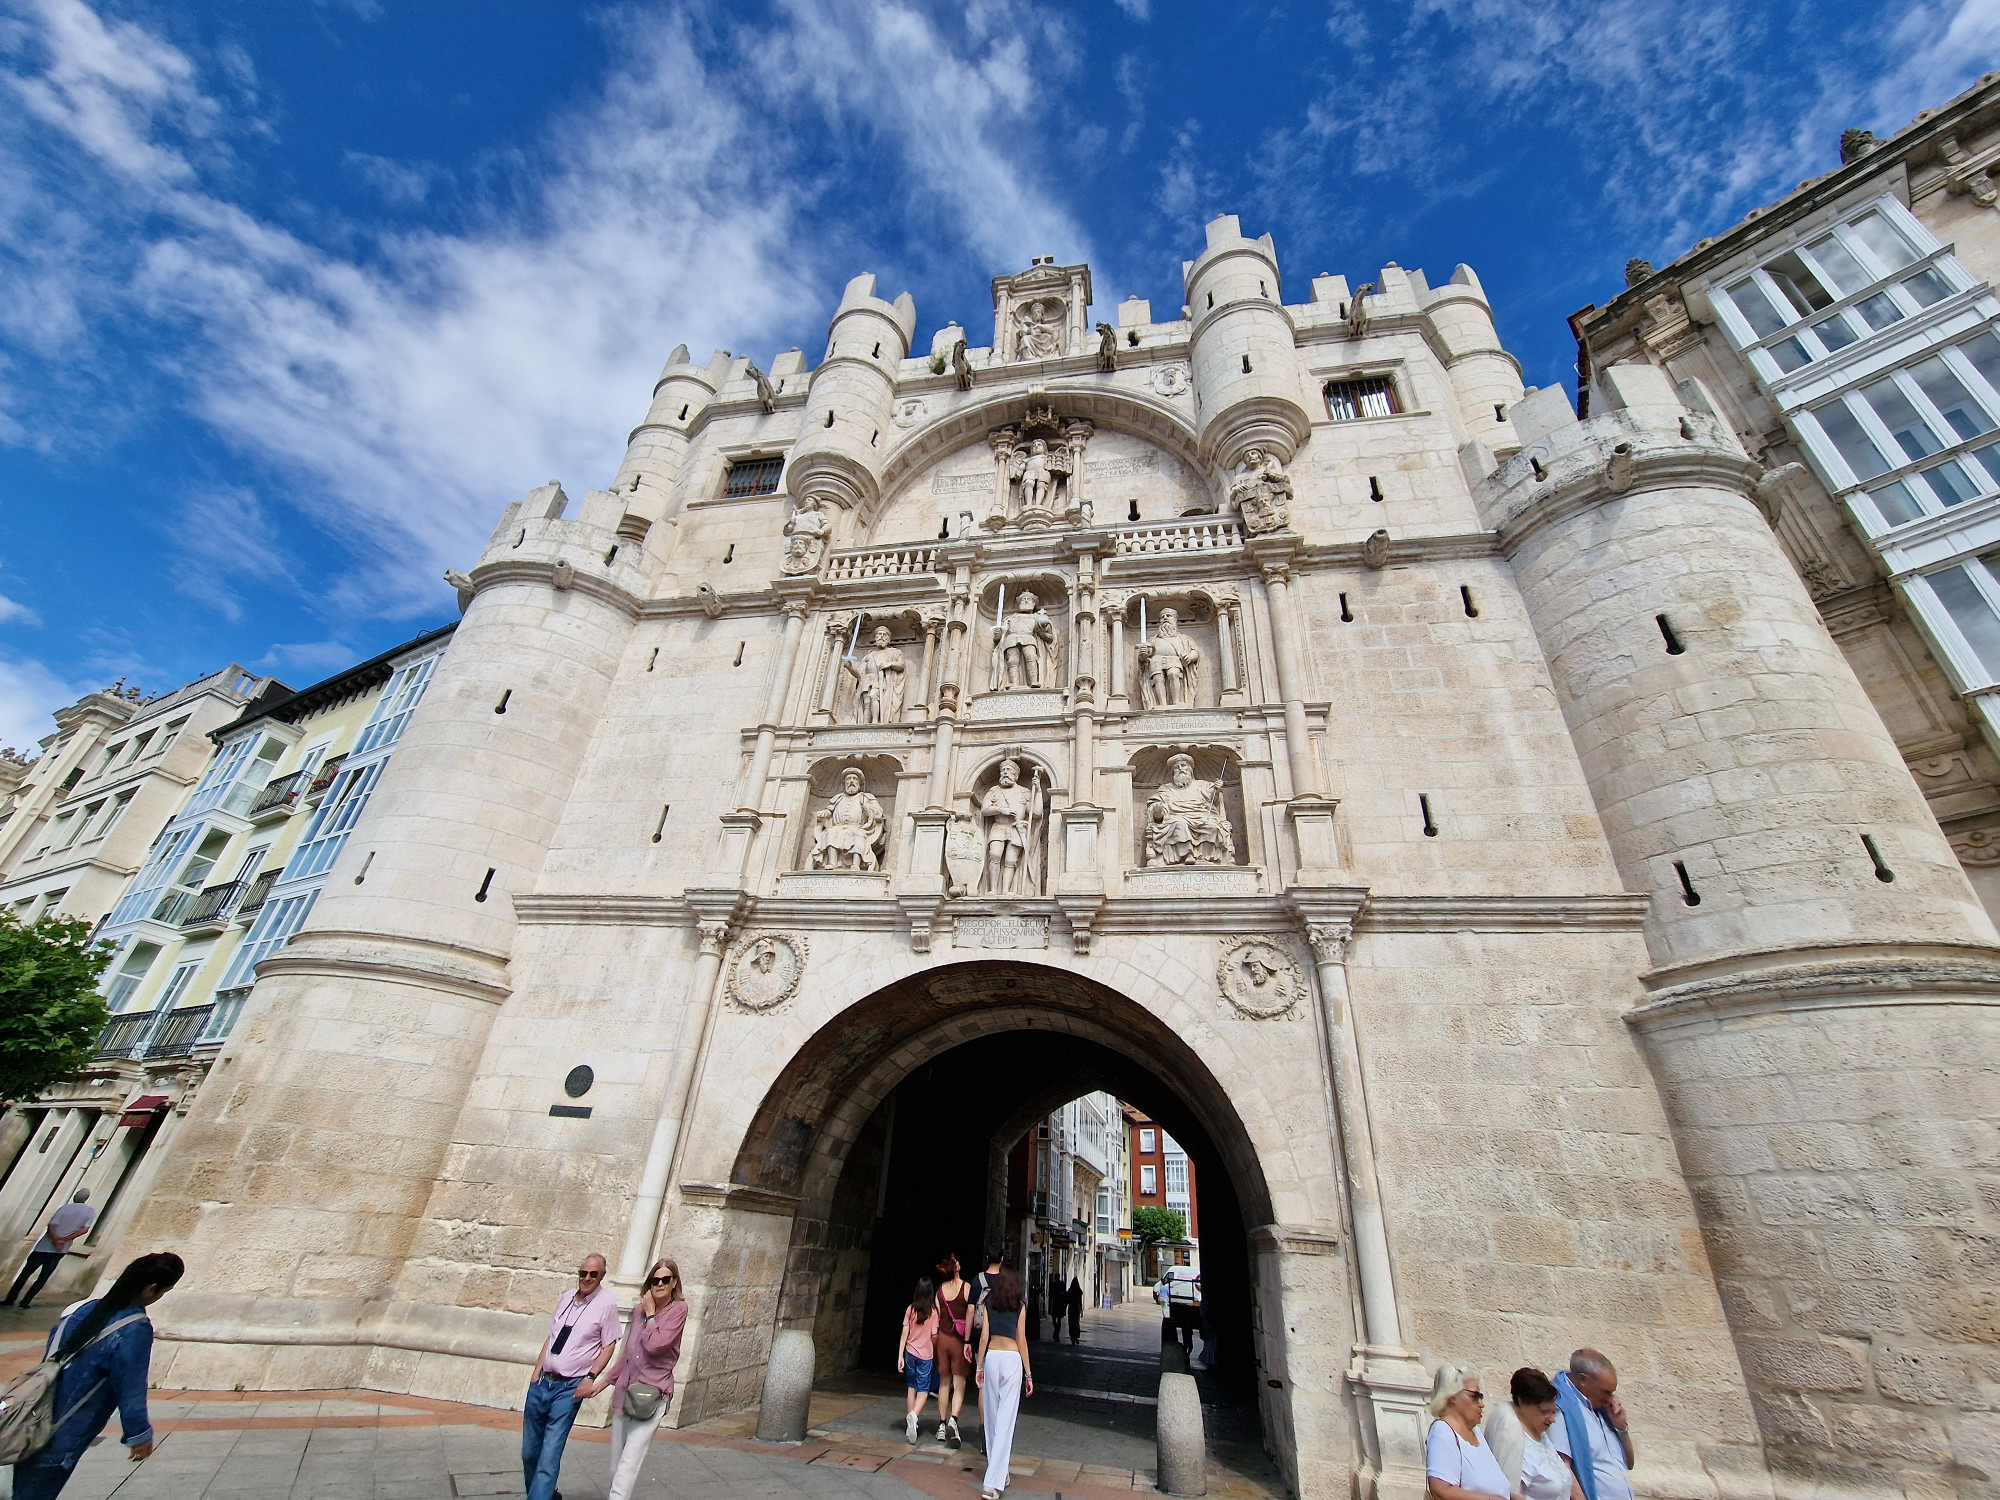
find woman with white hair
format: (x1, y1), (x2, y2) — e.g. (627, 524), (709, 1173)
(1425, 1364), (1511, 1500)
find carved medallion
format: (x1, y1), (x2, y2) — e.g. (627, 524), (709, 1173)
(1151, 364), (1190, 398)
(893, 397), (930, 429)
(1216, 936), (1304, 1019)
(728, 933), (807, 1012)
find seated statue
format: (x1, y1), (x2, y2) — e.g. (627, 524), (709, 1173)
(809, 766), (886, 872)
(1144, 754), (1234, 867)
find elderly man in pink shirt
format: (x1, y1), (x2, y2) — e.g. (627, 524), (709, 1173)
(522, 1253), (622, 1500)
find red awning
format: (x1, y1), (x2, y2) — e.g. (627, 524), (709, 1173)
(118, 1095), (170, 1128)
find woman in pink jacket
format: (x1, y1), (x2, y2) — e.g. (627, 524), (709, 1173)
(586, 1258), (688, 1500)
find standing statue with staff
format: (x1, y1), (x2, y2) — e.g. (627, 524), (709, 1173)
(979, 757), (1046, 896)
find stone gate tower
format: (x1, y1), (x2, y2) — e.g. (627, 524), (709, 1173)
(122, 217), (1998, 1500)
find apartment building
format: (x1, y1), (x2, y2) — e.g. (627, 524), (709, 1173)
(0, 626), (452, 1308)
(1126, 1108), (1199, 1281)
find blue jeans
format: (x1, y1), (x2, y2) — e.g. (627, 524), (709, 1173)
(6, 1249), (62, 1306)
(521, 1373), (582, 1500)
(12, 1456), (76, 1500)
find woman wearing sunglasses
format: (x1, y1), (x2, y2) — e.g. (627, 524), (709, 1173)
(593, 1258), (688, 1500)
(1425, 1365), (1510, 1500)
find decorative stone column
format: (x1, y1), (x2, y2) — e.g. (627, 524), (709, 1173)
(1210, 587), (1244, 705)
(738, 599), (810, 815)
(615, 910), (738, 1290)
(1064, 419), (1095, 522)
(1101, 591), (1131, 711)
(915, 609), (945, 720)
(1256, 551), (1341, 880)
(987, 427), (1017, 529)
(814, 613), (857, 725)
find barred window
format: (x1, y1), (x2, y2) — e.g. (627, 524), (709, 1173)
(1325, 376), (1400, 421)
(723, 456), (783, 497)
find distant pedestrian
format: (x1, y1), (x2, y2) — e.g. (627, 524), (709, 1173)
(933, 1254), (971, 1448)
(974, 1269), (1033, 1500)
(1425, 1365), (1510, 1500)
(522, 1254), (621, 1500)
(4, 1190), (95, 1309)
(597, 1258), (687, 1500)
(1552, 1350), (1634, 1500)
(897, 1275), (940, 1444)
(1066, 1275), (1083, 1344)
(6, 1250), (183, 1500)
(1482, 1366), (1585, 1500)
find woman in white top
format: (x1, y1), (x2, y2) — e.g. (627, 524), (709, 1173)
(1426, 1365), (1511, 1500)
(1482, 1367), (1586, 1500)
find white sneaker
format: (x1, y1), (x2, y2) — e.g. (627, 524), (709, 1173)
(935, 1421), (948, 1442)
(981, 1489), (1003, 1500)
(906, 1412), (918, 1443)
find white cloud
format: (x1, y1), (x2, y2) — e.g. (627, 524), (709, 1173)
(168, 486), (295, 622)
(0, 593), (41, 626)
(0, 652), (82, 753)
(0, 0), (1088, 621)
(343, 151), (443, 207)
(1112, 0), (1151, 20)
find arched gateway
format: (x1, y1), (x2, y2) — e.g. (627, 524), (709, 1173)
(109, 222), (2000, 1500)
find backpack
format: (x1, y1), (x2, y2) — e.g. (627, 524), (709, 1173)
(0, 1309), (147, 1465)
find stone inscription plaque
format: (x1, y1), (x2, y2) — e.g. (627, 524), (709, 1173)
(967, 691), (1066, 722)
(953, 915), (1050, 950)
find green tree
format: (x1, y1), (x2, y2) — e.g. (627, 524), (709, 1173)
(1131, 1205), (1187, 1245)
(0, 910), (115, 1103)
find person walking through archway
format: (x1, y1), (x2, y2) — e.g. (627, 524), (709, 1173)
(591, 1258), (687, 1500)
(1066, 1273), (1083, 1344)
(974, 1269), (1033, 1500)
(932, 1254), (971, 1449)
(5, 1251), (183, 1500)
(968, 1246), (1003, 1453)
(897, 1275), (940, 1444)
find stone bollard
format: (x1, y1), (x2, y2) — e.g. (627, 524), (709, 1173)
(1155, 1370), (1207, 1496)
(755, 1328), (816, 1443)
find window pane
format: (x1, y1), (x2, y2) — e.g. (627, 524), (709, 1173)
(1851, 211), (1919, 273)
(1909, 356), (1993, 441)
(1768, 337), (1811, 373)
(1860, 376), (1943, 461)
(1903, 268), (1952, 307)
(1725, 278), (1790, 339)
(1852, 292), (1904, 332)
(1917, 459), (1981, 508)
(1868, 481), (1924, 526)
(1930, 563), (2000, 678)
(1811, 313), (1858, 353)
(1968, 439), (2000, 488)
(1765, 251), (1836, 316)
(1806, 235), (1869, 296)
(1812, 397), (1891, 480)
(1959, 331), (2000, 395)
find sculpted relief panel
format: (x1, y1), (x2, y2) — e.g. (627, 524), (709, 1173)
(1129, 746), (1249, 870)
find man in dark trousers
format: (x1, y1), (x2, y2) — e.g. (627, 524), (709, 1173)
(1066, 1276), (1084, 1344)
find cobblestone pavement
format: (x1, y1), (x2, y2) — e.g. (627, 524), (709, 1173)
(0, 1302), (1285, 1500)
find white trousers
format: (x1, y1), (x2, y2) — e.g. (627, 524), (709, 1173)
(981, 1350), (1023, 1493)
(608, 1403), (667, 1500)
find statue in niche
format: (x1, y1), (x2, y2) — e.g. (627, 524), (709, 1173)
(781, 496), (832, 575)
(808, 766), (886, 872)
(1145, 754), (1235, 867)
(1014, 298), (1066, 360)
(1228, 447), (1294, 535)
(1138, 608), (1201, 709)
(843, 625), (907, 724)
(944, 812), (985, 898)
(991, 590), (1056, 690)
(980, 757), (1046, 896)
(1008, 438), (1071, 516)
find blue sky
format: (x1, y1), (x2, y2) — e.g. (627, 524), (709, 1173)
(0, 0), (1994, 749)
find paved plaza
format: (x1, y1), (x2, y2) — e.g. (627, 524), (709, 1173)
(1, 1302), (1283, 1500)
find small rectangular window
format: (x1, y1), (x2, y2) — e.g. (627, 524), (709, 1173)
(1849, 211), (1920, 274)
(1138, 1128), (1155, 1154)
(1325, 376), (1400, 421)
(722, 456), (783, 497)
(1140, 1164), (1157, 1195)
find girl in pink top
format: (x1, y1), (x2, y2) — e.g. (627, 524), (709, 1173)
(897, 1275), (940, 1445)
(591, 1258), (688, 1500)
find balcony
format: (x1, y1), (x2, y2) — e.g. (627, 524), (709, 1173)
(248, 770), (309, 821)
(144, 1004), (215, 1060)
(235, 868), (279, 919)
(146, 886), (199, 926)
(305, 755), (346, 802)
(179, 880), (247, 933)
(93, 1012), (155, 1061)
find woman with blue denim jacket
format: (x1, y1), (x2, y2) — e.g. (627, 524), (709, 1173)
(11, 1251), (184, 1500)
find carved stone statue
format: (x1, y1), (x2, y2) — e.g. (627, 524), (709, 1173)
(748, 361), (777, 414)
(952, 337), (974, 391)
(843, 625), (907, 724)
(1008, 438), (1071, 517)
(1096, 321), (1117, 372)
(1229, 448), (1293, 535)
(1145, 754), (1234, 867)
(991, 590), (1056, 690)
(980, 758), (1046, 896)
(1138, 608), (1201, 709)
(1013, 298), (1066, 360)
(944, 812), (984, 898)
(781, 496), (832, 575)
(809, 766), (885, 872)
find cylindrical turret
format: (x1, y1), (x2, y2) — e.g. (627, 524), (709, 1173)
(784, 273), (917, 516)
(613, 344), (722, 522)
(1184, 215), (1311, 468)
(1421, 265), (1523, 452)
(1486, 365), (2000, 1495)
